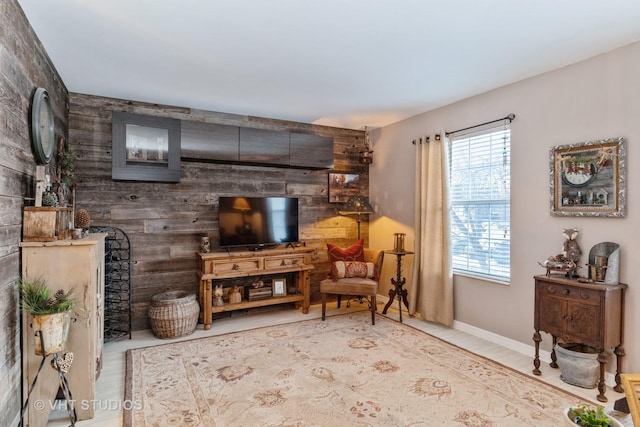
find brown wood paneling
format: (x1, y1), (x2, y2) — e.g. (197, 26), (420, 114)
(69, 93), (368, 331)
(1, 1), (70, 425)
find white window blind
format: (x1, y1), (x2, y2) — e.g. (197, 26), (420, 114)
(449, 125), (511, 282)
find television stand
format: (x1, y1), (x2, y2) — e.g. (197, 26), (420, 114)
(197, 247), (314, 330)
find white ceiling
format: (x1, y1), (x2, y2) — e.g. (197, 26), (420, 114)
(17, 0), (640, 130)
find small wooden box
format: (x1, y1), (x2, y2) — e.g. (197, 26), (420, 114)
(23, 207), (73, 242)
(245, 287), (272, 301)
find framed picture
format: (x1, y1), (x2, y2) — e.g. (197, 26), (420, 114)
(550, 137), (626, 217)
(112, 112), (181, 183)
(621, 374), (640, 427)
(272, 277), (287, 296)
(328, 173), (360, 203)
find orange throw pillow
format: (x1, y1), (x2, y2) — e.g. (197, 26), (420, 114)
(327, 239), (365, 263)
(327, 239), (365, 280)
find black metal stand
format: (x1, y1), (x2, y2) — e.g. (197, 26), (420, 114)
(21, 330), (76, 427)
(90, 226), (132, 341)
(382, 250), (414, 322)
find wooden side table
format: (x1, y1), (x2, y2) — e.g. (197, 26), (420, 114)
(532, 274), (627, 402)
(382, 250), (414, 322)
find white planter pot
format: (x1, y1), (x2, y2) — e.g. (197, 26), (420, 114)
(555, 343), (600, 388)
(563, 407), (624, 427)
(32, 311), (71, 356)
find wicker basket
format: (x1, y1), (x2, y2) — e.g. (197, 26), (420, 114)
(149, 291), (199, 339)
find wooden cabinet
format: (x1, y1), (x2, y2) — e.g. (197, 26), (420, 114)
(21, 233), (106, 425)
(181, 121), (239, 161)
(197, 248), (313, 330)
(180, 119), (334, 169)
(111, 112), (181, 183)
(290, 132), (334, 169)
(239, 127), (290, 165)
(532, 274), (626, 402)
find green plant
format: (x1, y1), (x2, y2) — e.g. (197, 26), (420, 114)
(60, 145), (76, 186)
(18, 276), (75, 315)
(568, 405), (612, 427)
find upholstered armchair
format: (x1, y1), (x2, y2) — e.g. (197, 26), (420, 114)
(320, 246), (384, 325)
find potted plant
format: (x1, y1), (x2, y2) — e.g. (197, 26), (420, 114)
(564, 404), (624, 427)
(53, 136), (76, 207)
(19, 276), (75, 356)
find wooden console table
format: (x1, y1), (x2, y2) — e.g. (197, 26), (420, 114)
(532, 274), (627, 402)
(197, 248), (313, 329)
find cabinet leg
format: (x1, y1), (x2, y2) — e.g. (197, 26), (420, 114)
(597, 352), (608, 402)
(201, 280), (212, 330)
(532, 331), (542, 375)
(613, 345), (625, 393)
(301, 270), (310, 314)
(550, 336), (558, 369)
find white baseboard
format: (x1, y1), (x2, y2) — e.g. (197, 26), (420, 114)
(452, 319), (618, 389)
(376, 294), (616, 389)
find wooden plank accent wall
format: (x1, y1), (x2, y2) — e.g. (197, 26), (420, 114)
(0, 1), (70, 425)
(68, 93), (369, 331)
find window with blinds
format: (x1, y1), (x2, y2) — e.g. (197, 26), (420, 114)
(449, 125), (511, 282)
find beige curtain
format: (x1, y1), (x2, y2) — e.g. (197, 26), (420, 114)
(409, 132), (453, 326)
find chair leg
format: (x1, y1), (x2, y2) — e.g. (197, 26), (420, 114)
(371, 295), (376, 325)
(321, 293), (327, 321)
(337, 295), (342, 308)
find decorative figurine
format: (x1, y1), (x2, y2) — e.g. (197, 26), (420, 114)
(213, 284), (224, 306)
(562, 228), (582, 277)
(200, 236), (211, 253)
(228, 286), (241, 304)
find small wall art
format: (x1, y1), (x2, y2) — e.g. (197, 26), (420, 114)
(550, 137), (626, 217)
(328, 172), (360, 203)
(329, 173), (360, 203)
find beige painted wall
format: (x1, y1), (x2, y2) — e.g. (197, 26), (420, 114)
(370, 41), (640, 373)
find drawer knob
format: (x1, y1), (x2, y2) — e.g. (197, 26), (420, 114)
(232, 264), (239, 270)
(562, 289), (570, 295)
(281, 260), (287, 266)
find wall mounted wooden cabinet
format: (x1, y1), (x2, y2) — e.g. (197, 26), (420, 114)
(290, 132), (334, 169)
(239, 127), (290, 165)
(181, 121), (239, 162)
(112, 112), (181, 182)
(180, 120), (334, 169)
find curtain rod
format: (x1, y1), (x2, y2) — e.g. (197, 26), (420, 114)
(445, 113), (515, 136)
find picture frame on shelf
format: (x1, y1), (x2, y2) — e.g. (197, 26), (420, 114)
(272, 277), (287, 296)
(328, 172), (360, 203)
(550, 137), (626, 217)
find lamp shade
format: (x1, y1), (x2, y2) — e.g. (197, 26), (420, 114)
(338, 195), (374, 215)
(232, 197), (251, 211)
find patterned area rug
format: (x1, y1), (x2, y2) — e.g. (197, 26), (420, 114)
(125, 312), (588, 426)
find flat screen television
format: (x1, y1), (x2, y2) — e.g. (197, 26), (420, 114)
(218, 196), (299, 249)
